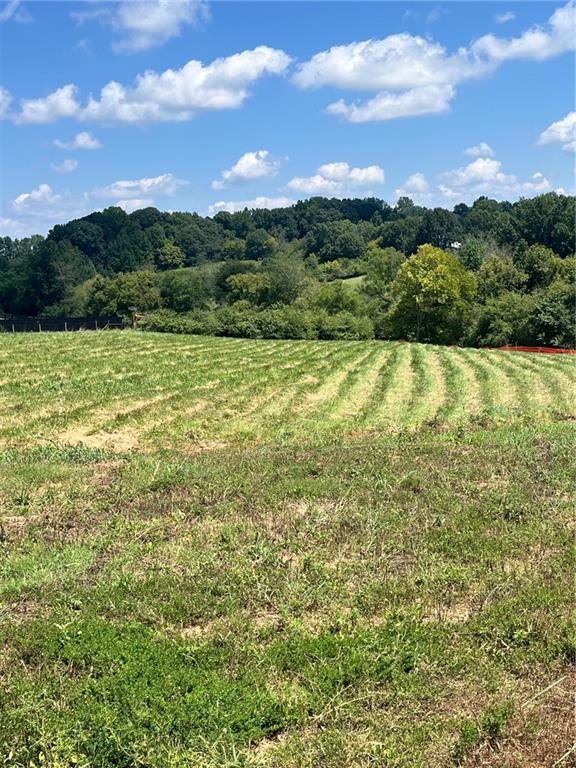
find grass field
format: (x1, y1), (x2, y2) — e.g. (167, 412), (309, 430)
(1, 331), (574, 767)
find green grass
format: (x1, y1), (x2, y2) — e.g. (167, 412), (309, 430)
(0, 331), (574, 767)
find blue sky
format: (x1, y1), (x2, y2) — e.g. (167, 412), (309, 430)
(0, 0), (574, 236)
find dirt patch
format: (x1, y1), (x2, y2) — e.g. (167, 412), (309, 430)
(58, 425), (140, 452)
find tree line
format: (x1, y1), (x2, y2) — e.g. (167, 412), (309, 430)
(0, 192), (574, 347)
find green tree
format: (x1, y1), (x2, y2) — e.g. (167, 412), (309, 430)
(226, 272), (272, 304)
(85, 272), (161, 316)
(477, 256), (528, 300)
(245, 229), (277, 260)
(530, 280), (576, 348)
(305, 221), (365, 262)
(469, 291), (535, 347)
(157, 241), (185, 270)
(363, 243), (404, 303)
(514, 244), (556, 290)
(159, 269), (214, 312)
(221, 238), (247, 261)
(312, 281), (366, 315)
(457, 238), (486, 271)
(416, 208), (462, 250)
(378, 217), (421, 255)
(386, 244), (477, 343)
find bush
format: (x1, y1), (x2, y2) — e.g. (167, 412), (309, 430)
(139, 309), (220, 336)
(138, 306), (373, 341)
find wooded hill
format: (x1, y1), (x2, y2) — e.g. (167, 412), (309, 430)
(1, 192), (574, 347)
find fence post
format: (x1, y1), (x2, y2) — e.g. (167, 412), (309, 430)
(64, 321), (68, 332)
(11, 324), (14, 333)
(38, 322), (41, 332)
(95, 319), (99, 331)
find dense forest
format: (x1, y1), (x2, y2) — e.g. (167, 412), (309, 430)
(0, 192), (574, 347)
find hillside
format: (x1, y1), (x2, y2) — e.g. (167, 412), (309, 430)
(1, 192), (575, 349)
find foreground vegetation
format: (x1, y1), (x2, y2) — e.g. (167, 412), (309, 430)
(1, 332), (574, 767)
(1, 192), (575, 348)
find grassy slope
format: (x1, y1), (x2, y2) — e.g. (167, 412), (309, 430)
(0, 332), (574, 767)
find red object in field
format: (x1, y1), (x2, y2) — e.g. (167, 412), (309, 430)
(494, 346), (576, 355)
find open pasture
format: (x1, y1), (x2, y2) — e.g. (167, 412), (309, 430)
(0, 331), (574, 768)
(0, 331), (574, 451)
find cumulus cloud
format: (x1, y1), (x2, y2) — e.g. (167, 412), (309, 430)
(438, 158), (552, 199)
(402, 172), (430, 193)
(208, 196), (295, 216)
(50, 158), (79, 173)
(286, 162), (385, 195)
(327, 84), (455, 123)
(464, 142), (495, 157)
(54, 131), (102, 150)
(6, 172), (188, 235)
(116, 198), (156, 213)
(18, 84), (81, 124)
(73, 0), (208, 54)
(13, 183), (61, 211)
(212, 150), (284, 190)
(93, 173), (188, 200)
(538, 111), (576, 152)
(394, 172), (433, 203)
(294, 2), (576, 122)
(472, 2), (575, 61)
(15, 46), (292, 124)
(495, 12), (515, 24)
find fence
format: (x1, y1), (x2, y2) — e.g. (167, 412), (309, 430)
(0, 315), (125, 333)
(494, 345), (576, 355)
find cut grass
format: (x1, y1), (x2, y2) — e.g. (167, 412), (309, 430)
(0, 331), (574, 767)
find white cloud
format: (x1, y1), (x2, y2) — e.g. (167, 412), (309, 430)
(93, 173), (188, 200)
(0, 216), (27, 236)
(327, 84), (455, 123)
(294, 3), (576, 123)
(50, 158), (79, 174)
(0, 86), (12, 119)
(402, 172), (430, 193)
(113, 0), (208, 53)
(54, 131), (102, 150)
(495, 12), (515, 24)
(15, 46), (292, 124)
(538, 111), (576, 152)
(212, 150), (284, 190)
(464, 142), (495, 157)
(472, 2), (575, 61)
(293, 35), (486, 92)
(18, 84), (81, 124)
(5, 172), (189, 235)
(116, 198), (155, 213)
(208, 196), (295, 216)
(72, 0), (208, 54)
(13, 183), (61, 211)
(438, 158), (552, 200)
(286, 162), (385, 196)
(394, 173), (433, 203)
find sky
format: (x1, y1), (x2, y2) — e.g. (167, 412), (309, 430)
(0, 0), (574, 237)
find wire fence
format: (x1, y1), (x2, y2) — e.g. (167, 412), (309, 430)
(0, 315), (125, 333)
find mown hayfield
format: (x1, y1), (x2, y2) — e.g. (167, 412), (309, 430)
(0, 331), (574, 450)
(0, 331), (574, 768)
